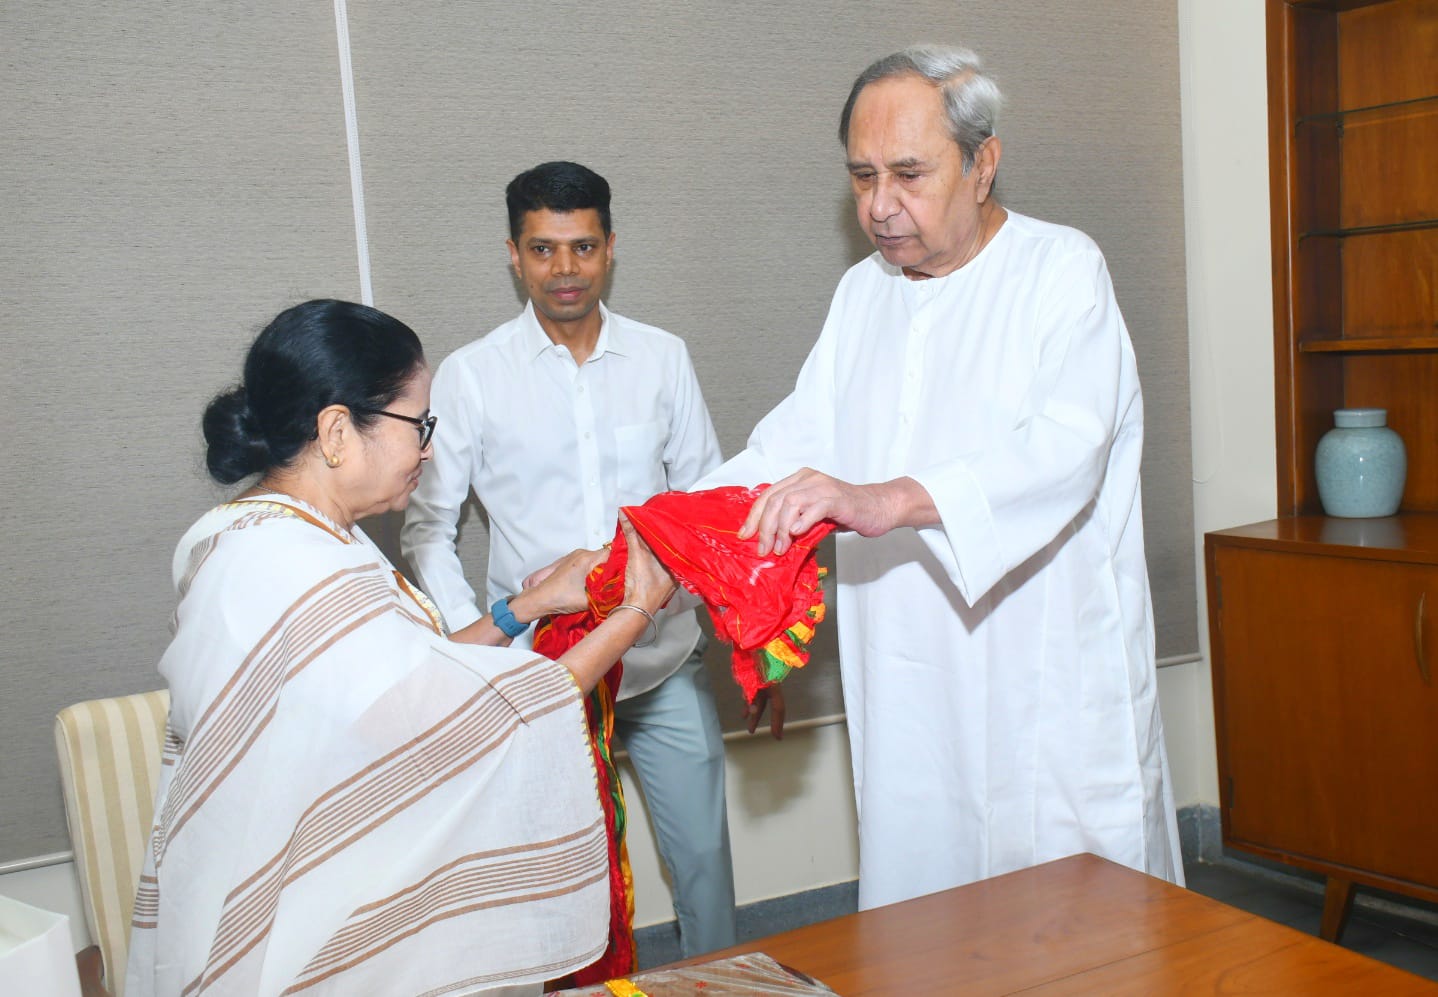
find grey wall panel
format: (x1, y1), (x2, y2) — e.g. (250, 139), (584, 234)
(1, 2), (363, 860)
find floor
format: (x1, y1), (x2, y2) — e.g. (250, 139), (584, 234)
(634, 856), (1438, 981)
(1184, 857), (1438, 982)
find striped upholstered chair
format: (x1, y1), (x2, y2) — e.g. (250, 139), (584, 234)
(54, 689), (170, 997)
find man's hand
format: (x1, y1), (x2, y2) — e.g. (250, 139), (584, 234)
(745, 684), (786, 740)
(738, 469), (923, 556)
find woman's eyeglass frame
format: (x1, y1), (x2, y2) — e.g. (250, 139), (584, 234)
(353, 407), (437, 449)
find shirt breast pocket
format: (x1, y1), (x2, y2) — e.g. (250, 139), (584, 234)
(614, 421), (668, 503)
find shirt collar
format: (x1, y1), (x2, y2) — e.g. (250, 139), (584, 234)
(519, 301), (629, 362)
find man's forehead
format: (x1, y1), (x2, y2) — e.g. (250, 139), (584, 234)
(846, 78), (951, 157)
(847, 154), (931, 171)
(518, 208), (606, 241)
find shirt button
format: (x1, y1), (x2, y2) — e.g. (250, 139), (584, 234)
(583, 431), (591, 440)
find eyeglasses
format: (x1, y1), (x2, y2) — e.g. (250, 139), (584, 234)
(354, 407), (437, 449)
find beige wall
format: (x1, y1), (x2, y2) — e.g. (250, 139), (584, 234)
(1171, 0), (1277, 806)
(625, 723), (858, 927)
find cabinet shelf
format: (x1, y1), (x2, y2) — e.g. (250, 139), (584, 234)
(1299, 336), (1438, 353)
(1296, 91), (1438, 127)
(1299, 217), (1438, 239)
(1272, 0), (1438, 514)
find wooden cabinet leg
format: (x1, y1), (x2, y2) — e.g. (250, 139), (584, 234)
(1320, 876), (1355, 943)
(75, 944), (112, 997)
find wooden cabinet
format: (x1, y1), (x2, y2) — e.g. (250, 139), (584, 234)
(1207, 517), (1438, 938)
(1267, 0), (1438, 513)
(1206, 0), (1438, 942)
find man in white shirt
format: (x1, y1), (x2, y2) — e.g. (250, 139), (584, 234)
(402, 161), (736, 957)
(702, 46), (1183, 910)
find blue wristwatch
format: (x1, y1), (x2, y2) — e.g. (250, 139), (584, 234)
(490, 597), (528, 639)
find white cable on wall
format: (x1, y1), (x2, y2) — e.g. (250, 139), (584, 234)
(333, 0), (374, 306)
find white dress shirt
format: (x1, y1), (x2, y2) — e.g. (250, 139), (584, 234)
(403, 301), (722, 698)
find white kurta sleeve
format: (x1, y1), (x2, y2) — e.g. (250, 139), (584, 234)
(909, 242), (1133, 606)
(401, 354), (487, 631)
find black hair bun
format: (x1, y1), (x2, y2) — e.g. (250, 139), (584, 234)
(202, 386), (272, 485)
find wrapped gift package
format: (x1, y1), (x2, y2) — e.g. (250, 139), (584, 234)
(553, 951), (837, 996)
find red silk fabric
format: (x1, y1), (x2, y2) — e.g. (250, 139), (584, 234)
(623, 485), (833, 702)
(532, 485), (833, 982)
(532, 530), (634, 985)
(544, 484), (833, 701)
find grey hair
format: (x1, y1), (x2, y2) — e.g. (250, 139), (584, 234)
(838, 45), (1003, 174)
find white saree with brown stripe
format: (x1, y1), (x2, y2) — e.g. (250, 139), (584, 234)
(125, 497), (608, 996)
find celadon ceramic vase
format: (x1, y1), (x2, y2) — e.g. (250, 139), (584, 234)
(1315, 408), (1406, 518)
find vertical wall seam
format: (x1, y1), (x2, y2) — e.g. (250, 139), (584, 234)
(333, 0), (374, 305)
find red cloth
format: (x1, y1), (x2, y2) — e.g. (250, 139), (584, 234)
(532, 485), (833, 981)
(532, 531), (634, 985)
(624, 485), (833, 702)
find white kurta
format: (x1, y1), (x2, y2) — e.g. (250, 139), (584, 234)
(706, 211), (1182, 909)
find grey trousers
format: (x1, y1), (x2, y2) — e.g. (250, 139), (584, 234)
(613, 646), (737, 957)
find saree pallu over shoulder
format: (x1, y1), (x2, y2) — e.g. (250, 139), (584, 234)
(127, 498), (607, 997)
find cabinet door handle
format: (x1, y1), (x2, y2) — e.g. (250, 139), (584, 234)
(1417, 593), (1431, 687)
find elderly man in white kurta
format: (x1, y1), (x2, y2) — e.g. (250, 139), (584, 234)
(706, 45), (1183, 910)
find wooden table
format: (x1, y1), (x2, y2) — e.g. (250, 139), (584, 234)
(682, 854), (1437, 994)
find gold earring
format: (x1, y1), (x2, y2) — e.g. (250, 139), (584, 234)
(325, 453), (340, 468)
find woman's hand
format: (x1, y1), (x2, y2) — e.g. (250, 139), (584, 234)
(520, 546), (607, 617)
(449, 545), (606, 647)
(547, 520), (676, 694)
(620, 515), (677, 613)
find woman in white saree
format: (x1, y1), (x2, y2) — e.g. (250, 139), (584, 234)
(126, 300), (674, 997)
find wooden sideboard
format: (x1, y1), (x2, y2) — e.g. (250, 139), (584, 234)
(1206, 514), (1438, 940)
(1205, 0), (1438, 942)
